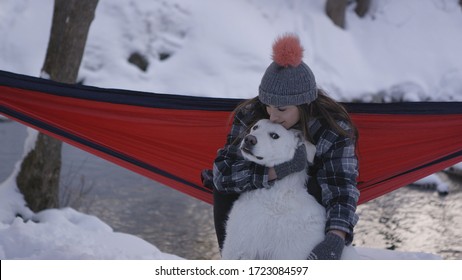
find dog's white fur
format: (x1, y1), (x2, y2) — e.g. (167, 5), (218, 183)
(221, 119), (358, 260)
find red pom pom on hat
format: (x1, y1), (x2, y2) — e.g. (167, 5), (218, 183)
(272, 34), (304, 68)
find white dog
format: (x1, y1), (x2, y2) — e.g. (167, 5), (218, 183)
(221, 119), (358, 260)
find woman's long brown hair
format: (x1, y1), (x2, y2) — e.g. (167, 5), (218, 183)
(299, 89), (358, 143)
(231, 89), (358, 144)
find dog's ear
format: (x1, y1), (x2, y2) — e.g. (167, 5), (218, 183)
(292, 129), (304, 142)
(304, 141), (316, 164)
(292, 130), (316, 164)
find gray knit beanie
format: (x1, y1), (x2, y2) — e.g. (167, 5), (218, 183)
(259, 34), (317, 107)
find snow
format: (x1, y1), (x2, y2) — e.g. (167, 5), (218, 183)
(410, 174), (450, 194)
(1, 0), (461, 260)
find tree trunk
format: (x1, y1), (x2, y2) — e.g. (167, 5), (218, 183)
(16, 133), (62, 211)
(16, 0), (99, 212)
(325, 0), (348, 29)
(42, 0), (99, 83)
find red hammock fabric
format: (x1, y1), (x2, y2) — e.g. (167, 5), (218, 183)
(1, 70), (461, 204)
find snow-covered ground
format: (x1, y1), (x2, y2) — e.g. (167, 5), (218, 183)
(1, 0), (461, 259)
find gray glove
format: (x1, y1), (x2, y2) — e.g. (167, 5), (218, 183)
(307, 232), (345, 260)
(273, 144), (307, 180)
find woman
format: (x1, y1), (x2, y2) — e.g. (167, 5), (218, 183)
(203, 34), (359, 260)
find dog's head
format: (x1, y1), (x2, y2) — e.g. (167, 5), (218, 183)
(240, 119), (316, 167)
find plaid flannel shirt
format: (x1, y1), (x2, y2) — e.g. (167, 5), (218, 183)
(213, 105), (360, 244)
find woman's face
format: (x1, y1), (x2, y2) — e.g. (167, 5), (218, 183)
(266, 105), (300, 129)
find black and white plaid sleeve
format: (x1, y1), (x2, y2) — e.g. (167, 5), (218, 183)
(314, 120), (360, 245)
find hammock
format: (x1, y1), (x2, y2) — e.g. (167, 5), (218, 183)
(1, 70), (462, 205)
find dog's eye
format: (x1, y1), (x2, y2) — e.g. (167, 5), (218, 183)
(252, 125), (259, 130)
(269, 132), (279, 139)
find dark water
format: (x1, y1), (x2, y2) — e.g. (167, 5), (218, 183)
(1, 121), (461, 259)
(354, 175), (462, 259)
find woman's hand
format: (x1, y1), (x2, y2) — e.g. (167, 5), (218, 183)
(273, 144), (308, 180)
(307, 231), (346, 260)
(268, 167), (277, 181)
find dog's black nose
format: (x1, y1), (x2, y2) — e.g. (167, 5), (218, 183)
(244, 135), (257, 146)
